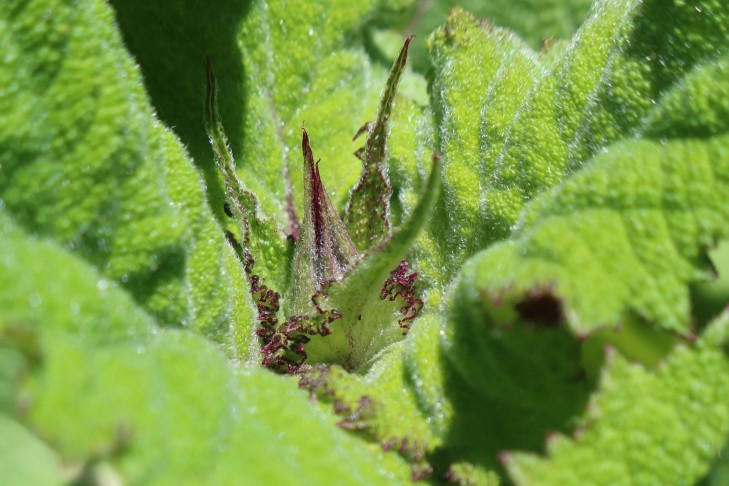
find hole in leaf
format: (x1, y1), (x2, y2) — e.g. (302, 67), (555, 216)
(514, 291), (564, 327)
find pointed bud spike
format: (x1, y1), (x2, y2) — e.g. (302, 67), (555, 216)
(205, 61), (290, 363)
(205, 59), (251, 239)
(306, 154), (440, 370)
(293, 129), (359, 313)
(344, 36), (414, 252)
(366, 34), (414, 165)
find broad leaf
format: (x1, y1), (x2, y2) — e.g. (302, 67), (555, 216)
(417, 1), (644, 291)
(0, 0), (253, 355)
(0, 213), (412, 484)
(235, 0), (389, 227)
(3, 0), (729, 483)
(455, 54), (729, 336)
(506, 313), (729, 485)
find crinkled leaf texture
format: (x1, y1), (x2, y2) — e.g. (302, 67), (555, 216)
(0, 0), (253, 356)
(506, 313), (729, 484)
(0, 0), (415, 482)
(3, 0), (729, 484)
(406, 0), (729, 303)
(299, 0), (729, 482)
(454, 2), (729, 336)
(0, 213), (411, 483)
(412, 0), (729, 482)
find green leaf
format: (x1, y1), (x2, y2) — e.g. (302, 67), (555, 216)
(0, 210), (157, 349)
(419, 1), (646, 290)
(291, 128), (360, 313)
(234, 0), (389, 228)
(582, 0), (729, 148)
(301, 313), (506, 481)
(0, 415), (62, 486)
(344, 36), (415, 252)
(107, 0), (250, 214)
(301, 343), (441, 481)
(341, 0), (729, 478)
(431, 305), (591, 476)
(456, 131), (729, 336)
(304, 153), (440, 370)
(411, 1), (729, 297)
(0, 210), (412, 484)
(205, 59), (291, 296)
(5, 0), (729, 482)
(208, 33), (437, 372)
(23, 334), (412, 484)
(0, 0), (253, 353)
(506, 313), (729, 485)
(436, 2), (729, 336)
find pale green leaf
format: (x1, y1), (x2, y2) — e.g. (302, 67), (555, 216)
(456, 132), (729, 336)
(5, 0), (729, 483)
(305, 155), (439, 370)
(0, 211), (412, 484)
(419, 0), (644, 291)
(236, 0), (384, 226)
(0, 0), (253, 354)
(0, 415), (63, 486)
(442, 3), (729, 335)
(507, 313), (729, 485)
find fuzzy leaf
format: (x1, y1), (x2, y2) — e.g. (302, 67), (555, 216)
(205, 60), (291, 296)
(0, 212), (412, 484)
(419, 1), (646, 290)
(304, 154), (440, 370)
(456, 130), (729, 336)
(292, 129), (360, 312)
(24, 335), (412, 484)
(344, 35), (415, 252)
(327, 1), (729, 479)
(411, 0), (729, 297)
(234, 0), (391, 229)
(506, 313), (729, 485)
(201, 30), (432, 372)
(300, 343), (441, 481)
(430, 2), (729, 335)
(6, 0), (729, 483)
(431, 304), (592, 477)
(0, 0), (253, 355)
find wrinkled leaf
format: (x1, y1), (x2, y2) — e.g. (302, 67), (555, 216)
(506, 313), (729, 485)
(0, 0), (253, 354)
(4, 0), (729, 483)
(235, 0), (388, 227)
(0, 213), (412, 484)
(457, 107), (729, 336)
(418, 1), (644, 291)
